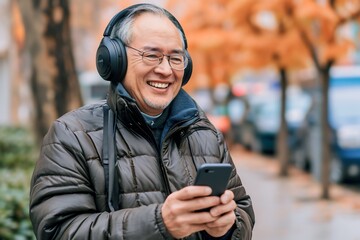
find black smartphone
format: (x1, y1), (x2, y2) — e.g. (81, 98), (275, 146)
(194, 163), (232, 196)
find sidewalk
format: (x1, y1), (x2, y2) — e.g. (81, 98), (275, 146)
(230, 145), (360, 240)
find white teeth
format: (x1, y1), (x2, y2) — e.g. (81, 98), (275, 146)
(148, 82), (169, 89)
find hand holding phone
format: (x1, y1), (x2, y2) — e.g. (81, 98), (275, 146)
(194, 163), (232, 196)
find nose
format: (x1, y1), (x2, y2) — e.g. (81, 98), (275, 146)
(154, 57), (173, 75)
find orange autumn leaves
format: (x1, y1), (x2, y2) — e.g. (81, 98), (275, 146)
(166, 0), (359, 89)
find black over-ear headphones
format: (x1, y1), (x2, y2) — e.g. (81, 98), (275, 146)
(96, 3), (193, 85)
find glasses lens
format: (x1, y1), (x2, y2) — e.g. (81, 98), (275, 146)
(169, 54), (187, 70)
(142, 51), (162, 63)
(142, 51), (187, 70)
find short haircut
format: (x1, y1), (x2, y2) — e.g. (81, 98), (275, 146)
(110, 4), (185, 49)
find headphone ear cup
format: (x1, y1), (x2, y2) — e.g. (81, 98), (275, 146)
(96, 37), (127, 82)
(182, 50), (192, 86)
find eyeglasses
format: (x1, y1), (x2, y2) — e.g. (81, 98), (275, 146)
(125, 45), (188, 71)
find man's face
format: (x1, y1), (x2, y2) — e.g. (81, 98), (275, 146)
(122, 13), (185, 116)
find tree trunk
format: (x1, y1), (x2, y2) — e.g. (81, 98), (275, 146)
(17, 0), (82, 143)
(278, 68), (289, 177)
(320, 62), (332, 199)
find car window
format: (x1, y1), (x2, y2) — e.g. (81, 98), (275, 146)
(329, 86), (360, 126)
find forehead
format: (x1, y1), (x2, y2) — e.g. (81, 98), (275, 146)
(130, 13), (183, 48)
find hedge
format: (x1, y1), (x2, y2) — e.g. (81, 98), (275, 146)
(0, 126), (37, 169)
(0, 126), (37, 239)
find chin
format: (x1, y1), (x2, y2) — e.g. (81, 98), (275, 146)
(144, 99), (171, 111)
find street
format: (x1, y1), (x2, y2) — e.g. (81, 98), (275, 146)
(231, 145), (360, 240)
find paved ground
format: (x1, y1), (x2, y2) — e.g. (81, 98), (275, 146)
(230, 145), (360, 240)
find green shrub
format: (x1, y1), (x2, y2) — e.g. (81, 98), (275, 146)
(0, 126), (37, 239)
(0, 169), (35, 240)
(0, 126), (37, 169)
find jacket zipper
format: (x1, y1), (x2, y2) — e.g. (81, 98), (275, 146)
(126, 109), (173, 197)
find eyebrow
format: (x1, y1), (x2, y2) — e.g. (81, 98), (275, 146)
(142, 46), (185, 54)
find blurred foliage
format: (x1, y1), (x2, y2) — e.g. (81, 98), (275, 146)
(0, 126), (37, 169)
(0, 170), (35, 240)
(0, 126), (37, 239)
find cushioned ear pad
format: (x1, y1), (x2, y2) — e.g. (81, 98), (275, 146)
(96, 37), (112, 80)
(96, 37), (127, 82)
(182, 50), (193, 86)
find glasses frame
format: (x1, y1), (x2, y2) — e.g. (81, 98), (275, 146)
(125, 45), (188, 71)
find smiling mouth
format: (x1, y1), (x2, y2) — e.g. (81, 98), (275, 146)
(148, 81), (170, 89)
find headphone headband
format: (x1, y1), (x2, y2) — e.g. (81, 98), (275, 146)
(103, 4), (188, 49)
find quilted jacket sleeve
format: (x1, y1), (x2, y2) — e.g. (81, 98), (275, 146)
(29, 120), (172, 240)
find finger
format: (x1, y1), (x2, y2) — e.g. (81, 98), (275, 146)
(209, 200), (236, 217)
(186, 195), (221, 213)
(206, 210), (236, 228)
(175, 186), (212, 200)
(220, 190), (234, 204)
(163, 192), (220, 215)
(176, 211), (218, 225)
(162, 204), (216, 238)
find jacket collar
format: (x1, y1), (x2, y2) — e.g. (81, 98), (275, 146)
(107, 82), (199, 127)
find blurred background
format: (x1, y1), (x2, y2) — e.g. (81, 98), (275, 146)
(1, 0), (360, 239)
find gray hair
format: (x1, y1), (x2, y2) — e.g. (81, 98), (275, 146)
(110, 4), (186, 48)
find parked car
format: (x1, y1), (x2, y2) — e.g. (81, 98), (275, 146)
(240, 86), (312, 154)
(239, 92), (273, 152)
(292, 66), (360, 183)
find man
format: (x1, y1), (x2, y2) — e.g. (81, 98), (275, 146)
(29, 3), (255, 239)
